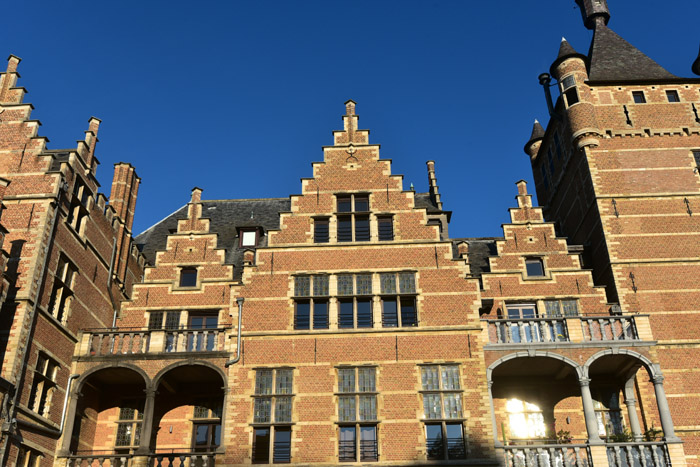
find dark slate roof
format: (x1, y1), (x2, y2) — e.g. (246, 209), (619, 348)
(135, 198), (291, 281)
(587, 24), (677, 82)
(451, 238), (499, 278)
(529, 120), (545, 141)
(413, 192), (441, 213)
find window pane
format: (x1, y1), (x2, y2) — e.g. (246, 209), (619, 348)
(360, 426), (378, 461)
(254, 398), (271, 423)
(313, 275), (329, 296)
(356, 275), (372, 295)
(359, 395), (376, 420)
(666, 90), (680, 102)
(295, 301), (310, 330)
(399, 272), (415, 293)
(441, 366), (460, 390)
(358, 368), (375, 392)
(193, 404), (209, 419)
(400, 297), (417, 327)
(294, 276), (310, 297)
(356, 299), (372, 328)
(443, 393), (463, 419)
(354, 195), (369, 212)
(275, 397), (292, 423)
(337, 216), (352, 242)
(338, 369), (355, 393)
(561, 300), (578, 316)
(426, 424), (444, 460)
(337, 196), (352, 213)
(355, 215), (370, 241)
(338, 396), (356, 422)
(273, 427), (292, 463)
(195, 424), (210, 446)
(165, 312), (181, 330)
(380, 273), (396, 294)
(241, 231), (257, 247)
(562, 75), (575, 89)
(525, 259), (544, 277)
(314, 218), (329, 243)
(180, 269), (197, 287)
(255, 370), (273, 395)
(253, 428), (270, 463)
(339, 300), (354, 328)
(382, 299), (398, 327)
(544, 300), (561, 317)
(313, 300), (329, 329)
(378, 217), (393, 241)
(276, 369), (293, 394)
(421, 366), (440, 391)
(212, 424), (221, 447)
(423, 394), (442, 419)
(339, 426), (356, 462)
(148, 312), (164, 330)
(446, 423), (466, 460)
(632, 91), (646, 103)
(337, 275), (353, 296)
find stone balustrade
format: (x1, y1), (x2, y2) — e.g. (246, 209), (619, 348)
(502, 443), (591, 467)
(606, 442), (671, 467)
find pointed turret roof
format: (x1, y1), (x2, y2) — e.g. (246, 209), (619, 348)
(550, 38), (588, 76)
(529, 120), (545, 141)
(692, 42), (700, 76)
(587, 24), (677, 82)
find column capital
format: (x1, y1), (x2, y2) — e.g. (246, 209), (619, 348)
(652, 374), (665, 385)
(624, 397), (637, 406)
(578, 377), (592, 387)
(144, 388), (158, 397)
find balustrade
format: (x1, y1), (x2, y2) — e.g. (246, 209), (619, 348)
(488, 318), (569, 344)
(503, 444), (591, 467)
(606, 442), (670, 467)
(82, 327), (230, 356)
(64, 454), (131, 467)
(581, 317), (637, 341)
(150, 452), (217, 466)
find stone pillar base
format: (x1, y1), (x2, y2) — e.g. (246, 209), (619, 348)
(131, 455), (150, 467)
(588, 444), (608, 467)
(667, 442), (687, 467)
(53, 458), (70, 467)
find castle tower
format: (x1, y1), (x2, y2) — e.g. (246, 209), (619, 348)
(526, 2), (700, 463)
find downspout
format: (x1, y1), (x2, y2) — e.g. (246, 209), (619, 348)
(13, 373), (79, 436)
(224, 298), (244, 367)
(107, 239), (118, 328)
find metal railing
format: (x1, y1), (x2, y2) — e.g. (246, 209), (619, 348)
(338, 440), (357, 462)
(426, 438), (467, 460)
(84, 327), (229, 356)
(581, 317), (638, 341)
(606, 442), (670, 467)
(360, 438), (379, 461)
(486, 318), (569, 344)
(503, 444), (591, 467)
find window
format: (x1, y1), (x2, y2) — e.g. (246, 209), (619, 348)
(380, 272), (417, 328)
(188, 312), (219, 351)
(548, 148), (555, 175)
(377, 216), (394, 241)
(337, 194), (370, 242)
(544, 299), (578, 317)
(192, 399), (222, 452)
(294, 275), (329, 330)
(337, 367), (378, 462)
(338, 274), (373, 329)
(314, 217), (329, 243)
(28, 353), (58, 417)
(505, 303), (540, 343)
(16, 446), (42, 467)
(524, 258), (545, 277)
(693, 150), (700, 169)
(420, 365), (466, 460)
(179, 267), (198, 287)
(593, 389), (624, 439)
(240, 229), (258, 248)
(115, 401), (144, 448)
(561, 75), (579, 107)
(632, 91), (646, 104)
(666, 90), (680, 102)
(506, 399), (546, 440)
(149, 311), (181, 351)
(66, 178), (91, 234)
(253, 369), (294, 464)
(47, 255), (76, 324)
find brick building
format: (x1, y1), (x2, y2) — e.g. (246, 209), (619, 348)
(0, 0), (699, 466)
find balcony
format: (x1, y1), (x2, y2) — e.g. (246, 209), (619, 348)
(500, 441), (672, 467)
(62, 451), (218, 467)
(484, 315), (650, 346)
(503, 443), (591, 467)
(76, 327), (231, 358)
(606, 442), (670, 467)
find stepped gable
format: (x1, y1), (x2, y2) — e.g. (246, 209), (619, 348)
(135, 197), (290, 280)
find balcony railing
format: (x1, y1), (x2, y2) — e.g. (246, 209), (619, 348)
(64, 454), (132, 466)
(150, 452), (217, 466)
(581, 317), (637, 341)
(503, 444), (591, 467)
(79, 327), (230, 357)
(426, 438), (467, 460)
(487, 318), (569, 344)
(606, 442), (670, 467)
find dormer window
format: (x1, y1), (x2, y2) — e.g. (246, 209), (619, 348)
(240, 229), (259, 248)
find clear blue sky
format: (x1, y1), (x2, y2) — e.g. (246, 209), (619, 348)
(5, 1), (699, 238)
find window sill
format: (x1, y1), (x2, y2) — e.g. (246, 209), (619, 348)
(250, 422), (295, 427)
(335, 420), (379, 425)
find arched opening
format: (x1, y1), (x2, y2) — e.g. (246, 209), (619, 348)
(150, 364), (226, 464)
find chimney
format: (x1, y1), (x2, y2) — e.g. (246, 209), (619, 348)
(110, 163), (140, 284)
(0, 55), (25, 104)
(426, 160), (443, 210)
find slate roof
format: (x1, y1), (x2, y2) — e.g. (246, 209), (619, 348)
(451, 238), (499, 277)
(587, 24), (677, 82)
(550, 39), (587, 76)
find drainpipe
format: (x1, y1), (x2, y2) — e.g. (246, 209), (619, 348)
(107, 240), (118, 328)
(225, 298), (244, 367)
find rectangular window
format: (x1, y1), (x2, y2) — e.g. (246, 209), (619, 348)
(17, 446), (42, 467)
(240, 229), (258, 248)
(187, 313), (219, 351)
(294, 276), (328, 330)
(693, 150), (700, 169)
(666, 90), (680, 102)
(380, 272), (418, 327)
(28, 353), (59, 418)
(540, 164), (549, 191)
(421, 365), (466, 460)
(593, 388), (624, 439)
(179, 267), (198, 287)
(544, 299), (578, 317)
(314, 218), (329, 243)
(47, 255), (76, 324)
(524, 258), (545, 277)
(377, 216), (394, 241)
(632, 91), (646, 104)
(337, 274), (373, 329)
(548, 149), (555, 174)
(564, 88), (579, 107)
(337, 367), (378, 462)
(253, 369), (294, 463)
(66, 178), (92, 235)
(115, 401), (144, 447)
(553, 132), (563, 160)
(192, 399), (223, 453)
(336, 194), (371, 242)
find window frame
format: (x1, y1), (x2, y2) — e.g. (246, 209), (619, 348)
(561, 74), (579, 108)
(29, 353), (59, 418)
(252, 368), (295, 464)
(66, 177), (92, 236)
(47, 255), (77, 324)
(293, 275), (329, 330)
(192, 398), (223, 452)
(524, 257), (545, 278)
(240, 228), (259, 248)
(632, 91), (646, 104)
(379, 272), (418, 328)
(336, 193), (371, 242)
(376, 215), (394, 241)
(114, 400), (144, 448)
(179, 267), (198, 288)
(337, 274), (374, 329)
(336, 366), (379, 462)
(593, 388), (625, 439)
(313, 217), (330, 243)
(665, 90), (680, 103)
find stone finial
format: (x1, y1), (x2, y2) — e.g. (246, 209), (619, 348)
(345, 99), (356, 116)
(191, 187), (203, 204)
(516, 180), (528, 196)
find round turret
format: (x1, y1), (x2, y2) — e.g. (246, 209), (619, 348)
(524, 120), (545, 159)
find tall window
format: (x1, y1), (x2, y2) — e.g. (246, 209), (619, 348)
(253, 369), (293, 464)
(17, 446), (42, 467)
(28, 353), (59, 417)
(561, 75), (579, 107)
(506, 399), (546, 440)
(377, 216), (394, 241)
(540, 165), (549, 191)
(420, 364), (466, 461)
(115, 401), (144, 448)
(337, 367), (378, 462)
(380, 272), (417, 327)
(337, 194), (370, 242)
(48, 255), (76, 324)
(66, 178), (91, 234)
(553, 132), (563, 160)
(338, 274), (373, 329)
(594, 389), (624, 439)
(179, 267), (198, 287)
(294, 276), (329, 330)
(314, 217), (329, 243)
(192, 399), (222, 452)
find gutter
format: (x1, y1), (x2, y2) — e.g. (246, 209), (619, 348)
(224, 298), (244, 367)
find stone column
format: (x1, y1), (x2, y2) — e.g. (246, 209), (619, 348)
(623, 378), (643, 441)
(578, 377), (603, 444)
(57, 388), (81, 456)
(135, 389), (157, 455)
(652, 375), (680, 442)
(487, 381), (502, 447)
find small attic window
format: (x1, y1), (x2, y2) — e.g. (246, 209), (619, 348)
(632, 91), (646, 104)
(666, 90), (680, 103)
(180, 268), (198, 287)
(525, 258), (545, 277)
(240, 229), (258, 248)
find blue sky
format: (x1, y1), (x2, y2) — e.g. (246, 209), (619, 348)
(5, 1), (699, 237)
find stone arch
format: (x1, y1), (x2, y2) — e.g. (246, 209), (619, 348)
(152, 359), (227, 390)
(583, 348), (659, 380)
(486, 350), (584, 381)
(76, 362), (151, 392)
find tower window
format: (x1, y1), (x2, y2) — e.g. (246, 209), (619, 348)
(666, 90), (680, 103)
(561, 75), (579, 107)
(632, 91), (646, 104)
